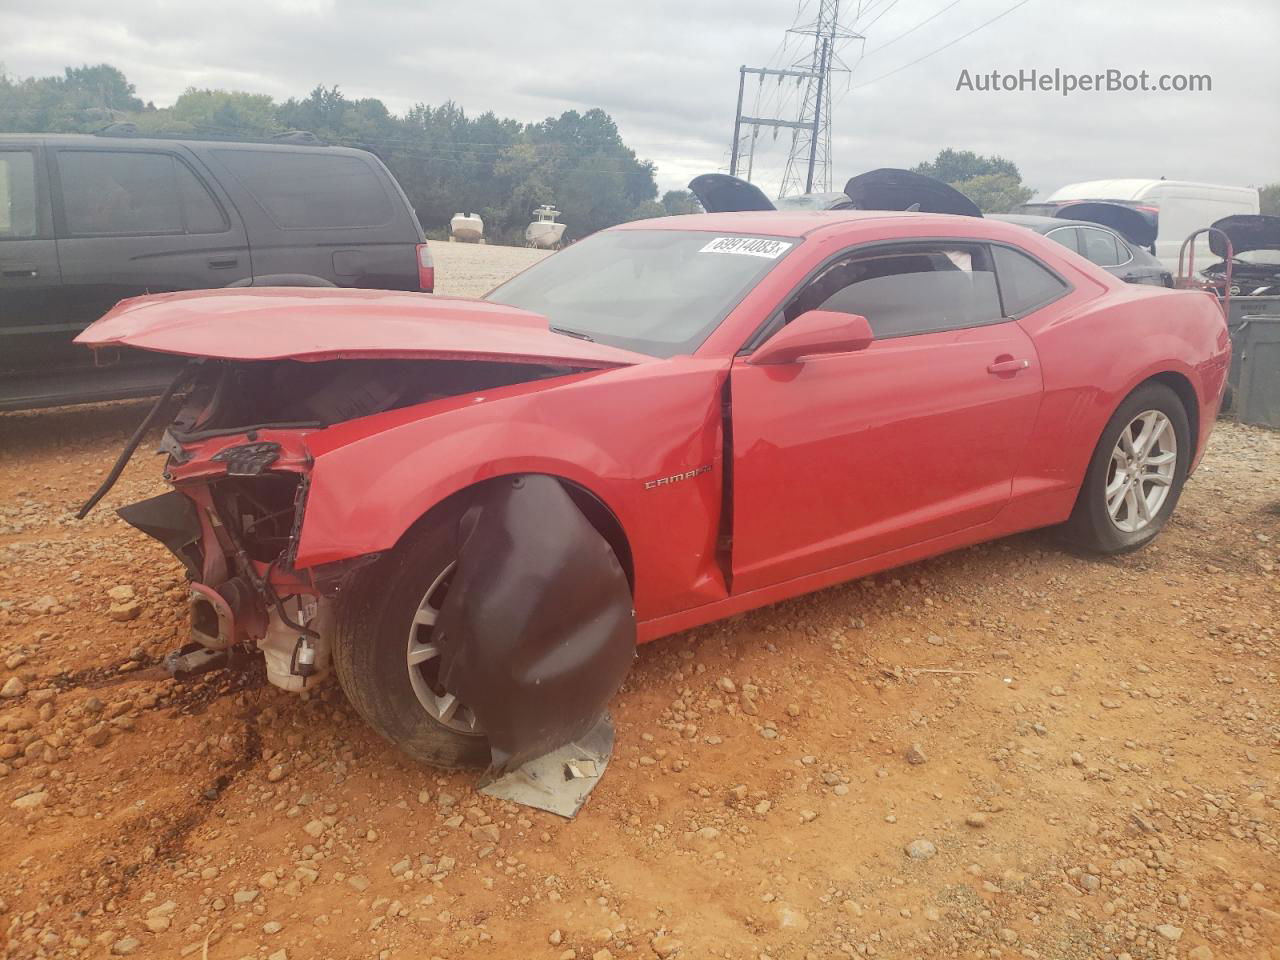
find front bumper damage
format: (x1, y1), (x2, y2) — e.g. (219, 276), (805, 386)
(116, 482), (338, 693)
(89, 369), (635, 802)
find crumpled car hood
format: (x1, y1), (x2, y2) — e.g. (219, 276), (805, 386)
(75, 288), (651, 369)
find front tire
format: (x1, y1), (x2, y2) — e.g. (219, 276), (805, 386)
(1061, 382), (1190, 554)
(332, 505), (490, 769)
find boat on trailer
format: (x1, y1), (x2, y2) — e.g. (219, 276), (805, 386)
(449, 212), (485, 243)
(526, 205), (566, 249)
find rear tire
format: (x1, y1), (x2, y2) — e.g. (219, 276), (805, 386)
(1060, 382), (1190, 555)
(332, 504), (490, 769)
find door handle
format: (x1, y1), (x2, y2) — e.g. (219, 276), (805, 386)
(206, 256), (239, 269)
(987, 358), (1029, 375)
(1, 266), (38, 278)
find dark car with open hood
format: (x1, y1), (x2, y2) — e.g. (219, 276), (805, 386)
(0, 131), (433, 411)
(1202, 214), (1280, 297)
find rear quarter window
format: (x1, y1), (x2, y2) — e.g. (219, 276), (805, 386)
(992, 245), (1070, 316)
(215, 149), (395, 230)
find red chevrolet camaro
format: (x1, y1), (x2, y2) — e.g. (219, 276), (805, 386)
(77, 210), (1230, 771)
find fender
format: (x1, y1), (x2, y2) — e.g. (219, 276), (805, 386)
(294, 356), (731, 620)
(1014, 284), (1229, 516)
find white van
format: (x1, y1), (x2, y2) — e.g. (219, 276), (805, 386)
(1045, 179), (1260, 272)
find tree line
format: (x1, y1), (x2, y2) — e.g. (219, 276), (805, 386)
(5, 66), (1271, 229)
(0, 64), (700, 243)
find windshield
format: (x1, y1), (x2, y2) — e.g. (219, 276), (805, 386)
(486, 229), (795, 358)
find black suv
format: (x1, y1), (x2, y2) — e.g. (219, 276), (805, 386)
(0, 132), (434, 409)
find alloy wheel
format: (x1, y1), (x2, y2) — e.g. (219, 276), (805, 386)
(1105, 410), (1178, 533)
(405, 562), (483, 734)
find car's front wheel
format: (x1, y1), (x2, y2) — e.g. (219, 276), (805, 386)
(332, 505), (490, 769)
(1061, 381), (1191, 554)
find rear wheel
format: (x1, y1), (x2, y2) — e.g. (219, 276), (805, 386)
(332, 505), (490, 769)
(1060, 382), (1190, 554)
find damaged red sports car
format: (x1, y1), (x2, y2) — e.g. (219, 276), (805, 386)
(76, 210), (1230, 772)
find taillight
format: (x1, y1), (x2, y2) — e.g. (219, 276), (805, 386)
(416, 243), (435, 293)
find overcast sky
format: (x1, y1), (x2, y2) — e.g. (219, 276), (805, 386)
(3, 0), (1277, 199)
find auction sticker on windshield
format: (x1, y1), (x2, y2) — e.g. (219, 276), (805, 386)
(699, 236), (793, 258)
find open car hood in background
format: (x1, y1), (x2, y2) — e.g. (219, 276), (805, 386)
(74, 288), (651, 368)
(687, 173), (777, 213)
(842, 168), (983, 218)
(1209, 214), (1280, 258)
(1021, 200), (1158, 248)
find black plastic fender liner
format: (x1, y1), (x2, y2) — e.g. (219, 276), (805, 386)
(117, 491), (204, 580)
(435, 475), (636, 773)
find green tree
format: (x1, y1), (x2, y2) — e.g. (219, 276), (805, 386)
(1260, 183), (1280, 217)
(911, 148), (1021, 183)
(0, 63), (142, 132)
(953, 172), (1034, 214)
(661, 189), (701, 215)
(0, 64), (661, 242)
(133, 88), (280, 137)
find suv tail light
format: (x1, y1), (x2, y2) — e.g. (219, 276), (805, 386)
(416, 243), (435, 293)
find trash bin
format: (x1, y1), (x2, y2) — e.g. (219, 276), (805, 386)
(1236, 314), (1280, 428)
(1225, 295), (1280, 413)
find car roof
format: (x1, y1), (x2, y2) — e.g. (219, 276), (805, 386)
(0, 132), (373, 158)
(612, 209), (1054, 244)
(1045, 178), (1258, 201)
(992, 213), (1124, 236)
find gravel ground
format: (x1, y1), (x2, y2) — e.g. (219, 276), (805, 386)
(1, 241), (1277, 960)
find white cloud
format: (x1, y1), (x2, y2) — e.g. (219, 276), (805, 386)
(2, 0), (1277, 196)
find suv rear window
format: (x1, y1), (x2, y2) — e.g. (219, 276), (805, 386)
(216, 150), (394, 229)
(58, 150), (228, 237)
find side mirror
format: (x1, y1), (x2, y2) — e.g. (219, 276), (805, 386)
(748, 310), (874, 365)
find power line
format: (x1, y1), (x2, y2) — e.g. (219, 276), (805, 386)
(859, 0), (967, 58)
(852, 0), (900, 29)
(851, 0), (1036, 89)
(858, 0), (903, 31)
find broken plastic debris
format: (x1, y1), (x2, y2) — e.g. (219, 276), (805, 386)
(564, 759), (599, 780)
(478, 713), (614, 819)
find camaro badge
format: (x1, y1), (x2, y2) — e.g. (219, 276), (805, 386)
(644, 465), (712, 490)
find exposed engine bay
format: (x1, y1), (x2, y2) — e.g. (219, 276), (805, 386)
(1202, 259), (1280, 298)
(95, 356), (591, 695)
(167, 356), (576, 440)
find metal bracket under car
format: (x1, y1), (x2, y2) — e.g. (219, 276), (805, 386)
(435, 474), (636, 778)
(479, 712), (615, 818)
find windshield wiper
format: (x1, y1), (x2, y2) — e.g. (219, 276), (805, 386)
(550, 325), (595, 342)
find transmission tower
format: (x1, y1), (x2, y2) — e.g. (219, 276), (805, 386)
(729, 0), (859, 197)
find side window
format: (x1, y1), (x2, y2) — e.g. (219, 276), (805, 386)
(60, 151), (184, 236)
(786, 243), (1003, 339)
(215, 149), (394, 229)
(0, 151), (39, 239)
(1079, 227), (1124, 267)
(58, 151), (226, 237)
(1045, 226), (1081, 254)
(173, 161), (229, 234)
(991, 245), (1069, 316)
